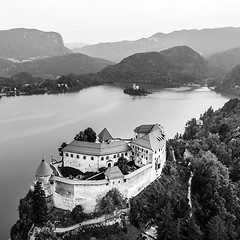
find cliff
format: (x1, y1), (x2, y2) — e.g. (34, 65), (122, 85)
(0, 28), (71, 60)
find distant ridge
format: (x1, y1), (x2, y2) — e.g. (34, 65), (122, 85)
(76, 27), (240, 62)
(65, 42), (89, 50)
(0, 53), (114, 77)
(0, 28), (72, 60)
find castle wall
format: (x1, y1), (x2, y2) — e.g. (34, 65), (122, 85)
(51, 131), (166, 213)
(52, 163), (161, 213)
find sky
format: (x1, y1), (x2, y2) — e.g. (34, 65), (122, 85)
(0, 0), (239, 44)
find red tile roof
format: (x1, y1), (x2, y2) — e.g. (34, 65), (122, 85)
(98, 128), (113, 142)
(132, 127), (165, 151)
(134, 124), (159, 134)
(105, 166), (124, 180)
(63, 140), (131, 156)
(35, 159), (53, 177)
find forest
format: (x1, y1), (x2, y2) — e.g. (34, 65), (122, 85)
(130, 98), (240, 240)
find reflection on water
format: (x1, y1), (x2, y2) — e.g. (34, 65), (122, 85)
(0, 85), (230, 239)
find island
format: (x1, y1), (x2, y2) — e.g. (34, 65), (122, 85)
(123, 84), (150, 96)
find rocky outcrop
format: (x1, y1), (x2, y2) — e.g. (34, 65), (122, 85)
(0, 28), (72, 60)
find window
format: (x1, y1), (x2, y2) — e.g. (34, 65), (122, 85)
(83, 156), (86, 160)
(114, 155), (116, 158)
(101, 157), (104, 161)
(91, 156), (94, 160)
(117, 154), (120, 157)
(66, 153), (69, 157)
(121, 153), (124, 157)
(106, 156), (109, 160)
(141, 155), (143, 158)
(125, 152), (128, 156)
(77, 155), (79, 159)
(142, 149), (144, 152)
(146, 150), (148, 154)
(70, 154), (73, 158)
(124, 179), (127, 182)
(146, 157), (148, 160)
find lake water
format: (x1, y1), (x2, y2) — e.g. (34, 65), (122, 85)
(0, 85), (230, 239)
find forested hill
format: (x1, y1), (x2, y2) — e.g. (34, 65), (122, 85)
(97, 46), (217, 87)
(216, 64), (240, 96)
(0, 53), (114, 77)
(207, 46), (240, 72)
(130, 98), (240, 239)
(0, 28), (71, 60)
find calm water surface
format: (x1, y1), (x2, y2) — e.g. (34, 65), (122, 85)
(0, 85), (230, 239)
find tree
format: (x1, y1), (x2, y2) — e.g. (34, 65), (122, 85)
(207, 216), (228, 240)
(74, 127), (96, 142)
(10, 190), (34, 240)
(32, 181), (48, 226)
(95, 188), (126, 214)
(70, 205), (87, 223)
(183, 118), (198, 140)
(116, 156), (129, 174)
(156, 203), (175, 240)
(58, 142), (67, 157)
(219, 123), (230, 139)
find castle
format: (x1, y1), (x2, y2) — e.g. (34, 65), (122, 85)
(34, 123), (166, 213)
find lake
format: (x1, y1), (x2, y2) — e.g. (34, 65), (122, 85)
(0, 85), (230, 239)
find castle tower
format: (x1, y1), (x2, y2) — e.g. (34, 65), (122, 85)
(35, 159), (53, 184)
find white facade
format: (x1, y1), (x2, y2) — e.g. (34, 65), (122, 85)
(63, 150), (131, 172)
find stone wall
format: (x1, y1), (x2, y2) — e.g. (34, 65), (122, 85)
(52, 163), (162, 213)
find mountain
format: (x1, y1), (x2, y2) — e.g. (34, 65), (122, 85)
(0, 58), (17, 76)
(207, 47), (240, 72)
(218, 64), (240, 95)
(0, 53), (114, 77)
(76, 27), (240, 62)
(97, 46), (216, 86)
(0, 28), (72, 60)
(65, 42), (89, 50)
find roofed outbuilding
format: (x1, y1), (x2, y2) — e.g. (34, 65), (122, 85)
(105, 166), (124, 180)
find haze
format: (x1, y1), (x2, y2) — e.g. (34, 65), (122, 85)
(0, 0), (240, 44)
